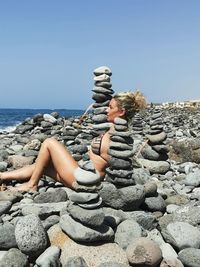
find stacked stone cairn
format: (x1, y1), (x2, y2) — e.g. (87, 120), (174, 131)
(60, 160), (114, 242)
(91, 66), (114, 132)
(106, 117), (135, 187)
(131, 112), (144, 137)
(141, 107), (169, 161)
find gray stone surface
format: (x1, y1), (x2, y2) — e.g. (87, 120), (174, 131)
(0, 248), (29, 267)
(161, 222), (200, 250)
(67, 202), (105, 227)
(115, 219), (142, 249)
(0, 222), (17, 249)
(178, 248), (200, 267)
(35, 245), (61, 267)
(60, 214), (114, 242)
(15, 214), (48, 259)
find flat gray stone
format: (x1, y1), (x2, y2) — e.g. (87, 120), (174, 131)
(161, 222), (200, 250)
(137, 158), (170, 174)
(93, 66), (112, 76)
(0, 201), (12, 216)
(74, 167), (101, 185)
(115, 219), (142, 249)
(60, 214), (114, 242)
(34, 188), (68, 203)
(67, 203), (105, 227)
(178, 248), (200, 267)
(69, 192), (99, 204)
(94, 74), (111, 82)
(0, 222), (17, 249)
(0, 248), (29, 267)
(35, 245), (61, 267)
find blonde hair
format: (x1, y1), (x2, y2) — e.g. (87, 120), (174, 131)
(114, 90), (147, 121)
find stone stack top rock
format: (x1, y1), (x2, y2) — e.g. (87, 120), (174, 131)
(93, 66), (112, 76)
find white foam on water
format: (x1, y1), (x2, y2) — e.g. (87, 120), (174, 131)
(0, 123), (20, 133)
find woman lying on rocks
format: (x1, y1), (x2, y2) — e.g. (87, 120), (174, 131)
(0, 91), (146, 192)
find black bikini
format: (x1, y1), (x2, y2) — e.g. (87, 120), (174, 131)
(91, 134), (107, 161)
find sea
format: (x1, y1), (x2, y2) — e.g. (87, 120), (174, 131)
(0, 108), (84, 133)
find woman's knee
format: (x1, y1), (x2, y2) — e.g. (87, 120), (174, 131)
(43, 137), (58, 148)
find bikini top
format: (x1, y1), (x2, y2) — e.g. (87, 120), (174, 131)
(91, 133), (107, 161)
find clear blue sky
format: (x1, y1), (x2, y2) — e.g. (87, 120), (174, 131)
(0, 0), (200, 109)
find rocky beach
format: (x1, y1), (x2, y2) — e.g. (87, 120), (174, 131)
(1, 68), (200, 267)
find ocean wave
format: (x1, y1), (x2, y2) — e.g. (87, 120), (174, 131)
(0, 124), (19, 133)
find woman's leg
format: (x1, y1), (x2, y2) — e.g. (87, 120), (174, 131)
(6, 138), (78, 191)
(0, 164), (35, 181)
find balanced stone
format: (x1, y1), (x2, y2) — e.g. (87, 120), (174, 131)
(93, 66), (112, 76)
(78, 196), (103, 209)
(109, 141), (133, 150)
(108, 157), (132, 169)
(92, 114), (108, 123)
(93, 100), (110, 108)
(108, 149), (134, 159)
(69, 192), (99, 204)
(92, 93), (111, 103)
(106, 168), (133, 178)
(60, 213), (114, 242)
(93, 74), (111, 82)
(67, 202), (105, 227)
(74, 167), (101, 185)
(93, 87), (114, 95)
(111, 135), (133, 144)
(114, 118), (128, 125)
(93, 106), (107, 115)
(95, 82), (112, 89)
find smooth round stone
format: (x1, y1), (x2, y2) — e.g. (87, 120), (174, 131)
(114, 118), (128, 125)
(60, 213), (114, 242)
(150, 118), (163, 125)
(78, 196), (103, 209)
(106, 168), (133, 178)
(92, 114), (108, 123)
(149, 129), (163, 135)
(178, 248), (200, 267)
(126, 237), (162, 267)
(110, 141), (133, 150)
(78, 160), (96, 172)
(106, 176), (135, 186)
(94, 74), (111, 82)
(35, 246), (61, 267)
(93, 87), (114, 95)
(111, 135), (133, 144)
(146, 131), (167, 144)
(74, 167), (101, 185)
(92, 93), (111, 103)
(72, 181), (102, 192)
(93, 106), (107, 114)
(108, 157), (132, 169)
(93, 100), (110, 108)
(92, 123), (112, 130)
(69, 192), (99, 204)
(109, 149), (134, 159)
(151, 112), (162, 119)
(110, 130), (131, 137)
(115, 125), (128, 131)
(95, 81), (112, 89)
(93, 66), (112, 76)
(43, 114), (57, 123)
(151, 125), (164, 130)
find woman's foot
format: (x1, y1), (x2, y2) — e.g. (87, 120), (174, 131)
(7, 182), (38, 192)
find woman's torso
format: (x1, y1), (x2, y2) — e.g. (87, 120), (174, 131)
(88, 131), (111, 178)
